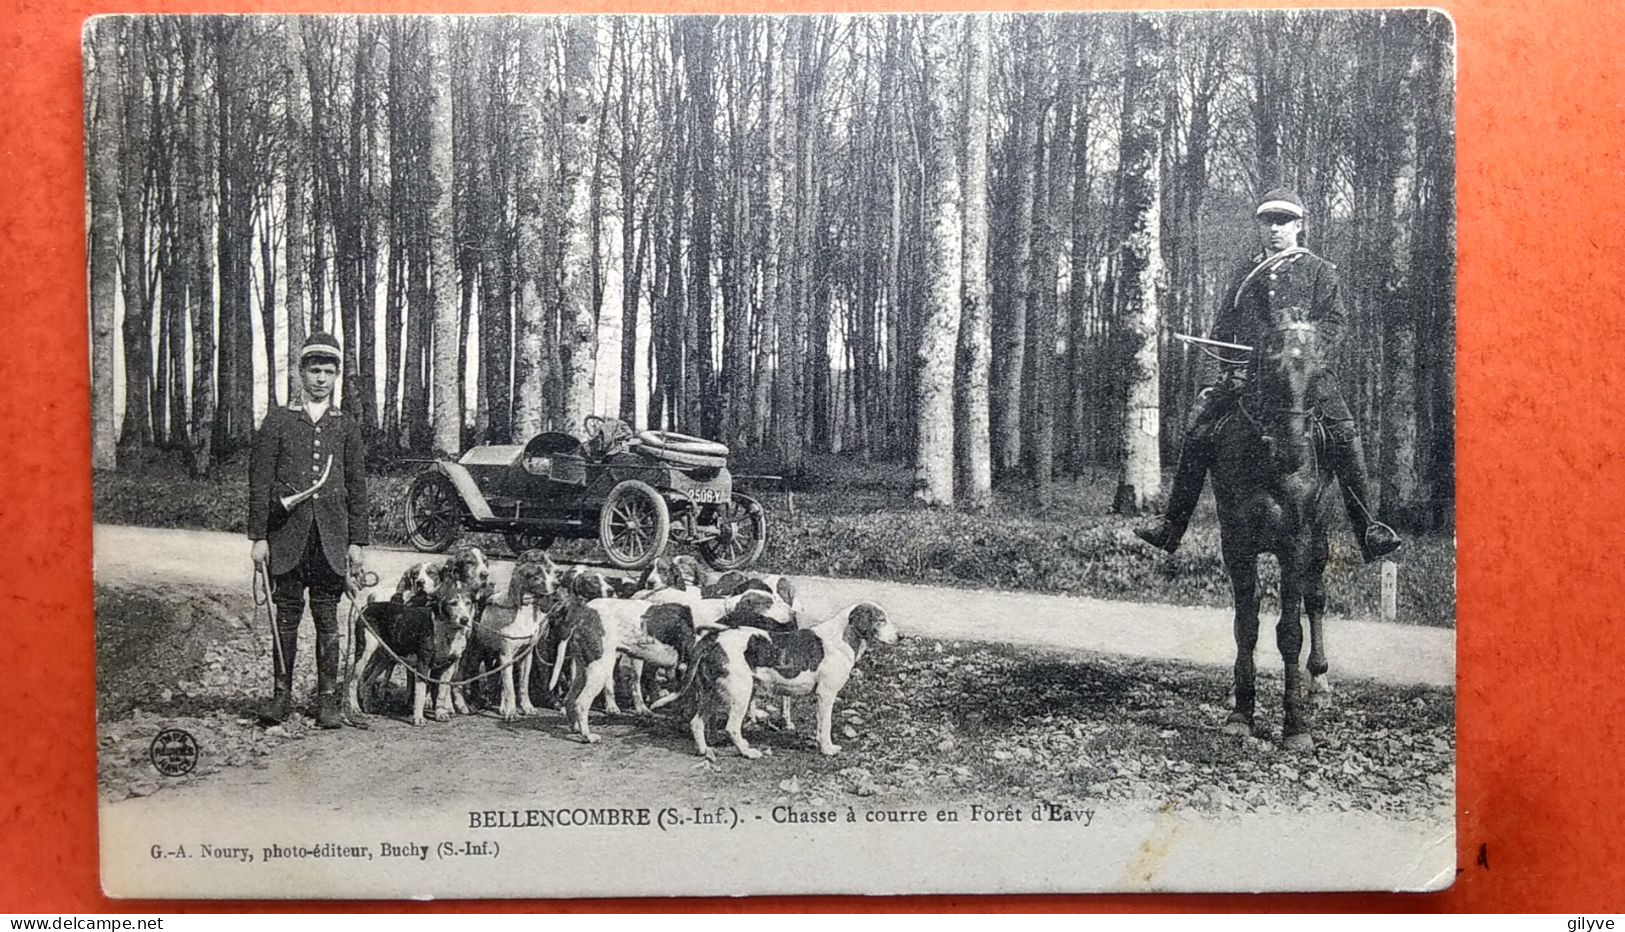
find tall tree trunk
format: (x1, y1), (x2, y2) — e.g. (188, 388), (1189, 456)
(683, 17), (718, 437)
(164, 182), (187, 443)
(257, 195), (278, 409)
(188, 24), (217, 477)
(994, 21), (1040, 477)
(913, 15), (964, 506)
(88, 20), (122, 469)
(781, 18), (826, 467)
(614, 22), (642, 426)
(558, 18), (600, 432)
(461, 260), (479, 443)
(212, 20), (256, 450)
(511, 22), (551, 441)
(384, 22), (411, 447)
(769, 26), (796, 462)
(427, 20), (461, 456)
(1376, 29), (1422, 524)
(1067, 23), (1099, 474)
(719, 22), (752, 447)
(1033, 46), (1070, 507)
(954, 15), (993, 509)
(117, 22), (152, 453)
(1249, 17), (1284, 188)
(213, 22), (240, 453)
(402, 31), (432, 450)
(355, 28), (381, 435)
(752, 20), (780, 449)
(477, 83), (514, 444)
(511, 226), (547, 440)
(284, 22), (308, 407)
(808, 213), (832, 453)
(1416, 15), (1456, 528)
(1111, 14), (1167, 515)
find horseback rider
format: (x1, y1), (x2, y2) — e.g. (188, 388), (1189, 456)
(1134, 188), (1402, 563)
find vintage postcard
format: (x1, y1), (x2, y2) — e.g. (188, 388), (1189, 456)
(87, 9), (1457, 898)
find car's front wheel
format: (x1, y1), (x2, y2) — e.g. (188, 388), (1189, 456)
(598, 479), (671, 570)
(404, 471), (464, 553)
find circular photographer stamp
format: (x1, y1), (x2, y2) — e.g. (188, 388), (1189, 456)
(149, 728), (199, 777)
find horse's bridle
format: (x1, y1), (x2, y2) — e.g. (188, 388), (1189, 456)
(1234, 321), (1328, 484)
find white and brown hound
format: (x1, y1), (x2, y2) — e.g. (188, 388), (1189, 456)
(559, 564), (623, 601)
(656, 626), (776, 761)
(547, 597), (700, 743)
(655, 601), (897, 757)
(669, 554), (803, 619)
(622, 587), (791, 710)
(393, 561), (440, 603)
(442, 545), (494, 602)
(453, 554), (560, 721)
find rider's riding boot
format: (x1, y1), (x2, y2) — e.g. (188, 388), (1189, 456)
(1133, 446), (1211, 554)
(259, 607), (300, 726)
(1134, 390), (1223, 554)
(312, 600), (345, 730)
(1326, 431), (1403, 563)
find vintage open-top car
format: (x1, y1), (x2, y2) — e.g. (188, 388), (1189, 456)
(402, 416), (769, 571)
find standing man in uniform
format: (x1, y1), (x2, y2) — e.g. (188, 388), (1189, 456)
(248, 332), (371, 728)
(1134, 188), (1402, 563)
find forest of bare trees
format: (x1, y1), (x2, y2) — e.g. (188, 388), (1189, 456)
(85, 10), (1456, 528)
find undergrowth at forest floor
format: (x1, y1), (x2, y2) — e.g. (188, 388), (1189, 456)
(94, 449), (1454, 626)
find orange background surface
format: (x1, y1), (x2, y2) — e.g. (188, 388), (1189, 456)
(3, 0), (1622, 913)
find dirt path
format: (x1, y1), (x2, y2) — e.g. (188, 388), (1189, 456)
(94, 523), (1455, 896)
(95, 524), (1453, 687)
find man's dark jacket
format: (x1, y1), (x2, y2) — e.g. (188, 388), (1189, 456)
(247, 403), (371, 576)
(1212, 248), (1347, 353)
(1211, 248), (1352, 416)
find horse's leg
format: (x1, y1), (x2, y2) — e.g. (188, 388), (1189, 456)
(1277, 554), (1313, 751)
(1304, 541), (1332, 704)
(1224, 550), (1261, 737)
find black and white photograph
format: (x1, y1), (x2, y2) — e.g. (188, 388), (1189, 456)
(87, 9), (1457, 898)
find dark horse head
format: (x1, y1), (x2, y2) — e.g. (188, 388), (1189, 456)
(1254, 320), (1320, 477)
(1211, 319), (1336, 752)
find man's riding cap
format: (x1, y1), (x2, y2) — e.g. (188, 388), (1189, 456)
(1255, 187), (1305, 220)
(300, 331), (343, 366)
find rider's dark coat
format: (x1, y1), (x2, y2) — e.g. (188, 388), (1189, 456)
(1211, 249), (1354, 422)
(247, 401), (371, 576)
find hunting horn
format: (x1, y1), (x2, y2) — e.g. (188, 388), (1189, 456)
(280, 455), (334, 512)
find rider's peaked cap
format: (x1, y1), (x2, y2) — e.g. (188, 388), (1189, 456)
(299, 331), (343, 366)
(1256, 187), (1305, 220)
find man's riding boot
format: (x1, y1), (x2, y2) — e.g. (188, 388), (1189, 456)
(259, 608), (300, 725)
(1134, 441), (1212, 553)
(1134, 388), (1225, 554)
(1326, 432), (1403, 563)
(313, 603), (345, 730)
(259, 680), (294, 726)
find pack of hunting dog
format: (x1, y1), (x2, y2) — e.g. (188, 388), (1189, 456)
(339, 542), (888, 764)
(87, 11), (1455, 770)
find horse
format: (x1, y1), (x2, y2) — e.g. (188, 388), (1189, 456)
(1209, 320), (1338, 751)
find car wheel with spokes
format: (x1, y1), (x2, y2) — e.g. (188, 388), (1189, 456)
(404, 471), (463, 553)
(698, 493), (767, 571)
(598, 479), (671, 570)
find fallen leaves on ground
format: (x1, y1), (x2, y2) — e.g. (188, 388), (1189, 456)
(97, 580), (1454, 820)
